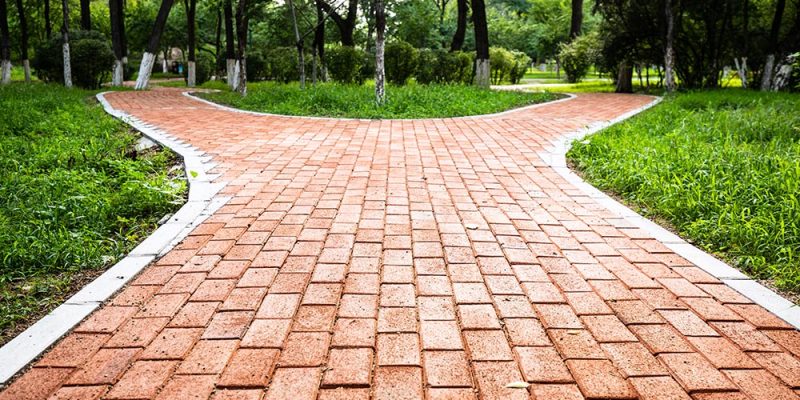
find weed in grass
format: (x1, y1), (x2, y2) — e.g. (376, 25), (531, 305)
(568, 90), (800, 291)
(197, 81), (560, 119)
(0, 83), (186, 343)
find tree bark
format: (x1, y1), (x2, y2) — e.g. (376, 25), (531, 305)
(375, 0), (385, 104)
(186, 0), (196, 86)
(761, 0), (785, 90)
(134, 0), (175, 90)
(80, 0), (90, 30)
(109, 0), (125, 86)
(450, 0), (468, 51)
(569, 0), (582, 39)
(314, 0), (326, 80)
(13, 0), (29, 82)
(616, 61), (633, 93)
(471, 0), (489, 87)
(664, 0), (676, 92)
(287, 0), (305, 88)
(235, 0), (248, 95)
(319, 0), (357, 46)
(44, 0), (51, 39)
(0, 0), (10, 84)
(61, 0), (72, 87)
(224, 0), (236, 88)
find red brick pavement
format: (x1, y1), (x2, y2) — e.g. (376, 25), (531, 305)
(2, 88), (799, 400)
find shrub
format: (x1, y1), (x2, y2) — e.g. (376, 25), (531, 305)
(489, 47), (514, 84)
(266, 47), (298, 83)
(184, 51), (215, 85)
(558, 33), (600, 83)
(385, 41), (418, 85)
(246, 50), (268, 82)
(33, 30), (115, 89)
(415, 48), (437, 84)
(415, 49), (473, 84)
(326, 46), (365, 84)
(509, 51), (531, 84)
(360, 51), (376, 84)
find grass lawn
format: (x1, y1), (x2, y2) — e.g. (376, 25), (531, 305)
(196, 81), (560, 119)
(0, 83), (186, 344)
(568, 90), (800, 291)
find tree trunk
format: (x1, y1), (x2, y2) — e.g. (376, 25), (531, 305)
(186, 0), (196, 86)
(109, 0), (125, 86)
(214, 9), (221, 61)
(314, 0), (326, 80)
(450, 0), (467, 51)
(616, 61), (633, 93)
(61, 0), (72, 87)
(319, 0), (357, 46)
(0, 0), (10, 84)
(44, 0), (51, 39)
(13, 0), (29, 82)
(80, 0), (90, 30)
(471, 0), (489, 87)
(569, 0), (582, 39)
(287, 0), (305, 88)
(375, 0), (385, 104)
(134, 0), (175, 90)
(235, 0), (248, 95)
(664, 0), (676, 92)
(761, 0), (785, 90)
(224, 0), (236, 88)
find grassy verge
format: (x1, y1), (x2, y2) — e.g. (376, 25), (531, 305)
(0, 83), (186, 344)
(568, 90), (800, 291)
(196, 81), (560, 119)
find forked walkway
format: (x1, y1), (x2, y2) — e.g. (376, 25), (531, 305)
(2, 89), (800, 400)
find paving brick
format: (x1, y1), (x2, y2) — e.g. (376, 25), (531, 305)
(75, 305), (138, 333)
(418, 296), (456, 320)
(629, 376), (692, 400)
(536, 304), (583, 329)
(493, 295), (536, 318)
(727, 304), (795, 329)
(426, 388), (478, 400)
(155, 374), (217, 400)
(380, 284), (416, 307)
(725, 369), (798, 400)
(565, 291), (613, 315)
(37, 333), (110, 367)
(423, 351), (472, 387)
(65, 348), (140, 385)
(140, 327), (203, 360)
(377, 307), (418, 332)
(255, 293), (301, 318)
(47, 385), (107, 400)
(137, 293), (189, 318)
(420, 320), (463, 350)
(658, 353), (737, 392)
(601, 342), (667, 377)
(472, 361), (528, 400)
(463, 330), (514, 361)
(220, 287), (267, 311)
(686, 336), (760, 369)
(515, 346), (573, 383)
(104, 360), (177, 399)
(322, 348), (373, 386)
(582, 315), (637, 343)
(218, 348), (279, 387)
(373, 366), (424, 400)
(332, 318), (376, 348)
(548, 329), (606, 360)
(458, 304), (502, 329)
(710, 321), (781, 351)
(377, 333), (420, 366)
(530, 384), (584, 400)
(0, 367), (74, 400)
(263, 367), (321, 400)
(169, 301), (218, 327)
(211, 389), (265, 400)
(202, 311), (254, 339)
(749, 352), (800, 387)
(176, 339), (238, 374)
(237, 267), (277, 287)
(566, 359), (637, 399)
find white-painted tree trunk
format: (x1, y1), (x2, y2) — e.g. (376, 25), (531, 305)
(772, 61), (793, 91)
(62, 41), (72, 88)
(474, 58), (490, 87)
(22, 59), (31, 83)
(375, 37), (385, 104)
(0, 60), (11, 84)
(226, 58), (236, 88)
(162, 56), (168, 73)
(664, 0), (676, 93)
(761, 54), (775, 90)
(733, 57), (747, 88)
(187, 60), (196, 87)
(230, 60), (240, 90)
(135, 51), (156, 90)
(112, 59), (124, 86)
(235, 58), (246, 96)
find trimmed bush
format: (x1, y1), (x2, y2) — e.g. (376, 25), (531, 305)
(415, 49), (437, 84)
(558, 33), (600, 83)
(266, 47), (298, 83)
(509, 51), (531, 84)
(33, 30), (115, 89)
(246, 50), (268, 81)
(326, 46), (365, 84)
(489, 47), (514, 84)
(415, 49), (474, 84)
(385, 41), (418, 85)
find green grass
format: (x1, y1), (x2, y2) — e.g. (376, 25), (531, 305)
(568, 90), (800, 291)
(0, 83), (186, 342)
(197, 81), (560, 119)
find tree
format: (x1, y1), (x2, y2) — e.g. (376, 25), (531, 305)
(185, 0), (197, 86)
(471, 0), (489, 86)
(450, 0), (468, 51)
(319, 0), (357, 46)
(375, 0), (385, 103)
(761, 0), (786, 90)
(570, 0), (581, 38)
(664, 0), (675, 92)
(224, 0), (237, 88)
(44, 0), (51, 39)
(287, 0), (305, 87)
(14, 0), (30, 82)
(80, 0), (91, 29)
(0, 0), (9, 84)
(61, 0), (72, 87)
(235, 0), (247, 95)
(313, 0), (325, 81)
(109, 0), (126, 86)
(134, 0), (176, 89)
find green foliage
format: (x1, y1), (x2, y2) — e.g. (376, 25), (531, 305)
(246, 50), (268, 82)
(489, 47), (514, 84)
(265, 47), (298, 83)
(508, 51), (532, 84)
(568, 90), (800, 291)
(385, 41), (418, 85)
(558, 33), (600, 83)
(33, 30), (115, 89)
(200, 81), (559, 119)
(326, 46), (365, 84)
(415, 48), (438, 84)
(415, 49), (474, 84)
(0, 83), (186, 340)
(185, 51), (215, 85)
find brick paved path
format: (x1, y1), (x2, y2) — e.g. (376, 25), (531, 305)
(3, 89), (800, 400)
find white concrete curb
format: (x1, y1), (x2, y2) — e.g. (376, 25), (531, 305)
(543, 95), (800, 328)
(0, 92), (229, 384)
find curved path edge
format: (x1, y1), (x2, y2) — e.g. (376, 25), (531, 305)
(0, 92), (231, 384)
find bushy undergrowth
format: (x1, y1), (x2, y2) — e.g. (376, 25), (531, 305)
(568, 90), (800, 291)
(0, 83), (186, 341)
(199, 81), (558, 119)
